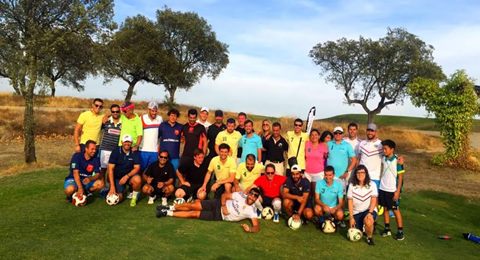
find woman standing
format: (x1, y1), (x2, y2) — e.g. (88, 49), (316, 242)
(259, 119), (272, 164)
(304, 129), (329, 193)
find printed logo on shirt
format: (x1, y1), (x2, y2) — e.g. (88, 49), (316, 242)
(174, 130), (180, 136)
(71, 163), (76, 168)
(278, 143), (283, 147)
(223, 137), (227, 142)
(86, 164), (94, 173)
(243, 171), (247, 177)
(217, 164), (221, 170)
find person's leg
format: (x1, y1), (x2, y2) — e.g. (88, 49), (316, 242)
(364, 212), (376, 238)
(393, 204), (404, 240)
(175, 186), (188, 199)
(303, 208), (314, 221)
(334, 207), (344, 221)
(172, 211), (201, 218)
(314, 204), (324, 217)
(162, 184), (175, 197)
(64, 178), (77, 198)
(142, 184), (154, 196)
(283, 198), (294, 216)
(272, 197), (282, 223)
(173, 200), (203, 211)
(90, 179), (104, 192)
(128, 175), (142, 206)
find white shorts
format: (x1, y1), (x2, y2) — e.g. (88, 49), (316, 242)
(100, 150), (112, 169)
(304, 171), (324, 182)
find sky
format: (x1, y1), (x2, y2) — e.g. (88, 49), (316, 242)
(1, 0), (479, 119)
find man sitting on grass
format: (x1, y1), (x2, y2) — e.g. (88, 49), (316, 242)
(156, 188), (262, 233)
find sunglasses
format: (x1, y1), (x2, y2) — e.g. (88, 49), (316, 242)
(94, 104), (103, 108)
(249, 192), (260, 198)
(111, 110), (120, 114)
(159, 156), (168, 159)
(334, 132), (343, 135)
(265, 171), (275, 175)
(294, 124), (302, 127)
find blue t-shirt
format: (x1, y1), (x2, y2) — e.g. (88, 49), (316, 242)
(327, 140), (355, 177)
(108, 147), (141, 179)
(315, 179), (343, 207)
(66, 152), (101, 180)
(239, 133), (263, 163)
(158, 122), (183, 159)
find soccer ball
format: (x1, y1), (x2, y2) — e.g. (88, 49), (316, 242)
(321, 219), (336, 233)
(347, 228), (363, 242)
(106, 193), (120, 206)
(287, 217), (302, 230)
(72, 192), (87, 207)
(174, 197), (185, 205)
(261, 207), (274, 220)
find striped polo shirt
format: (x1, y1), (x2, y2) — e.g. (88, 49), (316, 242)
(99, 117), (122, 151)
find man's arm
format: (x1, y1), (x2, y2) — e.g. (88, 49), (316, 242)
(281, 187), (299, 201)
(297, 192), (309, 216)
(256, 148), (262, 163)
(133, 136), (143, 151)
(72, 169), (84, 196)
(394, 174), (403, 201)
(176, 170), (188, 186)
(242, 218), (260, 233)
(73, 124), (83, 152)
(201, 171), (212, 190)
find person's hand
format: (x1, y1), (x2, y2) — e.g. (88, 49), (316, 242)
(292, 214), (301, 221)
(108, 186), (116, 196)
(349, 218), (356, 228)
(183, 181), (191, 187)
(322, 205), (330, 214)
(199, 186), (206, 192)
(132, 146), (138, 151)
(398, 156), (405, 165)
(82, 177), (91, 185)
(296, 196), (304, 203)
(157, 182), (165, 189)
(102, 114), (109, 124)
(119, 175), (128, 185)
(240, 224), (251, 232)
(393, 191), (400, 201)
(146, 177), (153, 184)
(340, 172), (348, 180)
(329, 207), (337, 215)
(211, 182), (219, 191)
(76, 189), (84, 198)
(221, 205), (229, 215)
(74, 144), (81, 153)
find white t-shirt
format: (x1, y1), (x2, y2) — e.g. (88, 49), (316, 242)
(347, 181), (378, 215)
(380, 155), (404, 192)
(197, 120), (212, 131)
(222, 192), (257, 222)
(344, 137), (361, 157)
(358, 139), (383, 180)
(140, 114), (162, 152)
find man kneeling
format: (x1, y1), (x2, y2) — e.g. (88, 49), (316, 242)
(156, 188), (261, 233)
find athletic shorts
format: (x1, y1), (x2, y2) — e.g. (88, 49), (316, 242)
(170, 158), (180, 173)
(353, 210), (378, 230)
(178, 184), (203, 199)
(199, 199), (223, 221)
(378, 190), (399, 210)
(292, 197), (313, 211)
(262, 196), (281, 208)
(140, 151), (158, 171)
(113, 176), (135, 194)
(150, 181), (170, 197)
(304, 171), (324, 182)
(64, 178), (94, 191)
(99, 150), (112, 169)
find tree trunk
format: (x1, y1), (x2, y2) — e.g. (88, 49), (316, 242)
(124, 79), (138, 102)
(49, 79), (56, 97)
(167, 87), (176, 104)
(24, 85), (37, 163)
(367, 111), (377, 124)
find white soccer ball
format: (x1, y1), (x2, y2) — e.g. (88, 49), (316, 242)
(261, 207), (274, 220)
(347, 228), (363, 242)
(287, 217), (302, 230)
(321, 219), (336, 233)
(72, 192), (87, 207)
(106, 193), (120, 206)
(174, 197), (185, 205)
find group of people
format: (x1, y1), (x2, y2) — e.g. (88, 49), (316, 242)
(64, 98), (405, 245)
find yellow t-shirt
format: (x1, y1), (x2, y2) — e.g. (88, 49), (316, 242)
(215, 130), (242, 158)
(76, 110), (103, 144)
(235, 162), (264, 191)
(286, 131), (309, 169)
(208, 156), (237, 182)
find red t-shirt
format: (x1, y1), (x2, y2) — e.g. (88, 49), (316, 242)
(254, 175), (286, 198)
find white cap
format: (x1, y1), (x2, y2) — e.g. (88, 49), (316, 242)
(200, 107), (209, 113)
(333, 126), (344, 133)
(291, 164), (301, 172)
(148, 101), (158, 110)
(122, 135), (133, 143)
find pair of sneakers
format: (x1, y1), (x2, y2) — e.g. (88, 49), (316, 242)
(381, 229), (405, 240)
(147, 196), (168, 206)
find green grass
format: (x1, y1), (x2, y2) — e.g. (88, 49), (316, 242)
(322, 114), (480, 132)
(1, 169), (479, 259)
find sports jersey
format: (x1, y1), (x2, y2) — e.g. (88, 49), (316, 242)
(222, 192), (258, 222)
(76, 110), (103, 144)
(181, 122), (206, 157)
(343, 137), (361, 157)
(347, 181), (378, 215)
(286, 131), (309, 169)
(215, 130), (242, 158)
(178, 159), (209, 185)
(379, 154), (405, 192)
(358, 139), (383, 180)
(239, 133), (263, 163)
(305, 141), (328, 173)
(140, 114), (162, 152)
(235, 162), (264, 191)
(327, 140), (355, 178)
(264, 136), (289, 162)
(315, 179), (343, 207)
(108, 147), (141, 179)
(119, 113), (143, 146)
(144, 161), (175, 183)
(284, 177), (310, 196)
(158, 121), (183, 159)
(208, 156), (237, 182)
(206, 123), (226, 158)
(254, 175), (286, 198)
(66, 152), (101, 179)
(99, 117), (122, 151)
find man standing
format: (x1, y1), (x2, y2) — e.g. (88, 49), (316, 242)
(142, 150), (175, 205)
(251, 164), (286, 223)
(358, 123), (383, 188)
(282, 165), (314, 223)
(107, 135), (142, 207)
(74, 98), (104, 152)
(236, 112), (247, 162)
(234, 154), (264, 192)
(206, 110), (226, 163)
(64, 140), (104, 202)
(181, 108), (207, 164)
(201, 143), (237, 199)
(239, 120), (263, 163)
(215, 118), (242, 159)
(119, 102), (143, 151)
(197, 107), (212, 130)
(99, 104), (122, 177)
(286, 119), (309, 172)
(344, 122), (362, 157)
(158, 109), (183, 172)
(175, 149), (209, 201)
(327, 126), (357, 190)
(139, 101), (162, 171)
(264, 122), (289, 176)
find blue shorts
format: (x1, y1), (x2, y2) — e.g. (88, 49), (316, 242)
(170, 158), (180, 173)
(64, 178), (94, 191)
(353, 210), (378, 230)
(140, 151), (158, 171)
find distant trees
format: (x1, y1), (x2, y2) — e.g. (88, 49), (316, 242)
(310, 28), (445, 124)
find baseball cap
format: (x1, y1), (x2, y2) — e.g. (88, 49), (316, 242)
(333, 126), (344, 133)
(148, 101), (158, 110)
(291, 164), (301, 172)
(122, 135), (133, 143)
(200, 107), (209, 113)
(367, 123), (377, 131)
(215, 110), (224, 117)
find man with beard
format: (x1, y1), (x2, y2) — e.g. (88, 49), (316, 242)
(206, 110), (226, 164)
(175, 149), (209, 201)
(239, 120), (263, 163)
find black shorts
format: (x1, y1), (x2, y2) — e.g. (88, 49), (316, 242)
(292, 197), (313, 211)
(353, 210), (378, 230)
(178, 184), (203, 199)
(151, 181), (167, 197)
(199, 199), (223, 221)
(378, 190), (399, 210)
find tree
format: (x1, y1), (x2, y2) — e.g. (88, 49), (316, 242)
(309, 28), (445, 124)
(0, 0), (114, 163)
(154, 8), (229, 106)
(408, 70), (479, 169)
(100, 15), (166, 102)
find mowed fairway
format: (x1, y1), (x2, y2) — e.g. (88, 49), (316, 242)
(1, 169), (479, 259)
